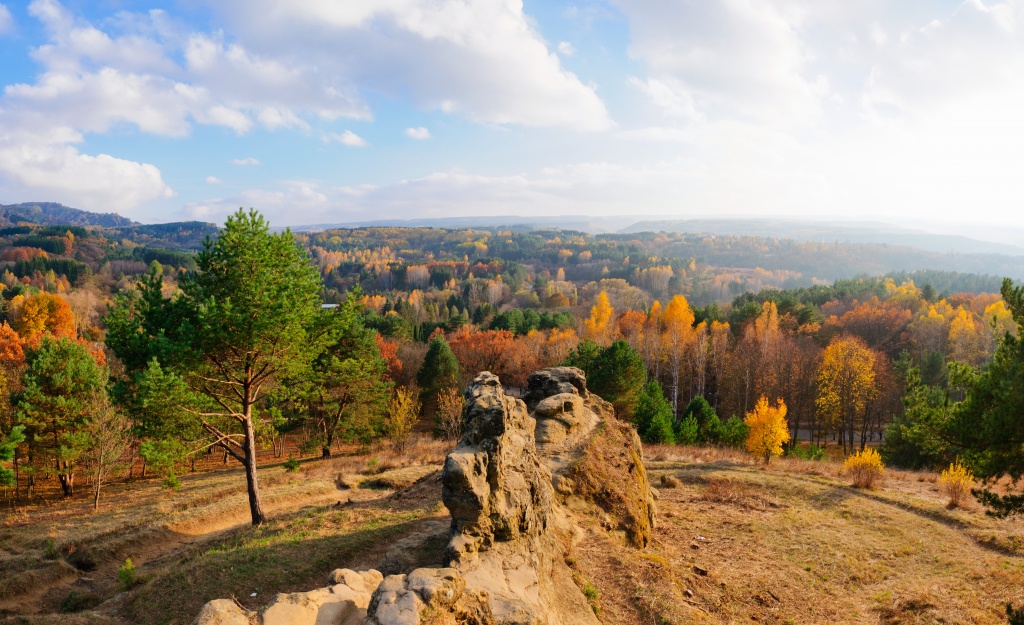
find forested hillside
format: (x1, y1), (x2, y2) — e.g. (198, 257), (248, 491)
(1, 208), (1023, 623)
(0, 210), (1017, 497)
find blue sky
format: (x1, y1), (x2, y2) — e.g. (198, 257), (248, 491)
(2, 0), (1023, 233)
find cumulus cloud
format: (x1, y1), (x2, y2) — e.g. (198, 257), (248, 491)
(557, 41), (575, 56)
(405, 126), (431, 140)
(206, 175), (221, 184)
(230, 157), (260, 166)
(613, 0), (828, 123)
(0, 0), (612, 212)
(207, 0), (611, 131)
(0, 123), (174, 212)
(0, 4), (14, 35)
(325, 130), (369, 147)
(606, 0), (1024, 224)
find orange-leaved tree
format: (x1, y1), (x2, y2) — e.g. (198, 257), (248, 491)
(744, 396), (789, 464)
(0, 322), (26, 370)
(11, 293), (76, 346)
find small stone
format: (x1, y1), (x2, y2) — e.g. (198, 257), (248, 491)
(693, 565), (708, 576)
(660, 475), (681, 488)
(683, 588), (694, 598)
(690, 543), (699, 550)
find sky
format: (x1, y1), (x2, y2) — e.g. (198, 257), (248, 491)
(1, 0), (1023, 230)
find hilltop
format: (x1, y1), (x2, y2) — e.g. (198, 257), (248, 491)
(1, 202), (136, 228)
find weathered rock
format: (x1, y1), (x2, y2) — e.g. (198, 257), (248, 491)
(196, 367), (653, 625)
(263, 573), (378, 625)
(441, 372), (552, 561)
(565, 418), (657, 548)
(532, 391), (602, 456)
(365, 568), (490, 625)
(326, 568), (384, 595)
(522, 367), (588, 412)
(193, 599), (254, 625)
(433, 371), (599, 625)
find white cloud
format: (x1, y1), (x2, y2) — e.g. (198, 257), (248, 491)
(325, 130), (369, 147)
(208, 0), (611, 131)
(557, 41), (575, 56)
(613, 0), (827, 124)
(405, 126), (431, 140)
(206, 175), (221, 184)
(0, 123), (174, 213)
(0, 4), (14, 35)
(230, 157), (260, 166)
(603, 0), (1024, 227)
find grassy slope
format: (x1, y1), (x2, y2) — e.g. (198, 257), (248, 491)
(3, 440), (1023, 625)
(0, 437), (449, 623)
(570, 446), (1024, 624)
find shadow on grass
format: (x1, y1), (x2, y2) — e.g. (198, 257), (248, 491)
(127, 513), (432, 625)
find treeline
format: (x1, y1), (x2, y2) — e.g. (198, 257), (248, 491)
(3, 210), (1024, 522)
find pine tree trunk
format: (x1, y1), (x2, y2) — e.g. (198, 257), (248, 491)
(243, 414), (267, 526)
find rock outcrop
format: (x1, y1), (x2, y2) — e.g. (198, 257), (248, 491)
(195, 367), (653, 625)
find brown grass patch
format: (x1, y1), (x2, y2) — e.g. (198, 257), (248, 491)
(700, 476), (780, 511)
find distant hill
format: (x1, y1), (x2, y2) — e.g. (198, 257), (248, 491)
(1, 202), (137, 228)
(621, 218), (1024, 257)
(106, 222), (220, 250)
(291, 214), (640, 234)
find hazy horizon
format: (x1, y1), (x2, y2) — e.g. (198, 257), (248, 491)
(2, 1), (1024, 232)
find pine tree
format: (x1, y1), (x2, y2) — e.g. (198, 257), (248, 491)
(15, 337), (107, 497)
(417, 335), (460, 414)
(633, 380), (674, 444)
(106, 209), (326, 526)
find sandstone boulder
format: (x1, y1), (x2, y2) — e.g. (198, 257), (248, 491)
(522, 367), (588, 412)
(193, 599), (254, 625)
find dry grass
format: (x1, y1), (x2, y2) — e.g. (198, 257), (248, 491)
(636, 449), (1024, 624)
(700, 476), (780, 511)
(0, 434), (451, 622)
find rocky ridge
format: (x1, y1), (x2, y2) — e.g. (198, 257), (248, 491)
(194, 367), (654, 625)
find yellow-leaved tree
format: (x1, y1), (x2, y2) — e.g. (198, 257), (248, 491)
(947, 307), (986, 365)
(583, 290), (615, 346)
(661, 294), (695, 413)
(744, 396), (789, 464)
(816, 336), (876, 453)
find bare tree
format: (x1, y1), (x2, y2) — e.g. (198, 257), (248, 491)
(85, 394), (133, 511)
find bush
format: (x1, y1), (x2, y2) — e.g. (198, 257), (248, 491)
(283, 458), (301, 472)
(43, 537), (59, 560)
(161, 473), (181, 491)
(844, 448), (885, 489)
(435, 387), (465, 442)
(940, 459), (974, 508)
(673, 415), (698, 445)
(60, 589), (100, 613)
(718, 416), (750, 448)
(118, 557), (138, 590)
(788, 443), (826, 461)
